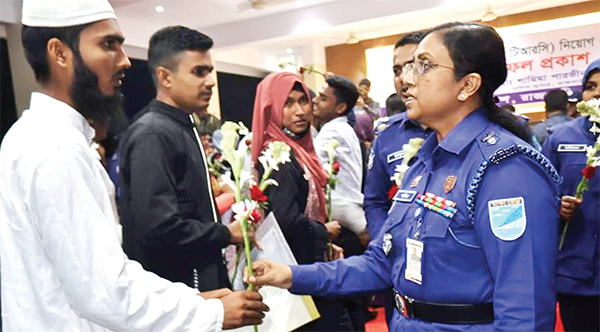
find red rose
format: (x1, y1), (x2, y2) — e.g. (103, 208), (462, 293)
(299, 67), (305, 74)
(250, 185), (269, 202)
(249, 208), (262, 223)
(387, 184), (399, 201)
(582, 165), (596, 180)
(245, 139), (251, 146)
(332, 161), (340, 175)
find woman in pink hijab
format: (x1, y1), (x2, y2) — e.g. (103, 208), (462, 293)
(251, 72), (353, 331)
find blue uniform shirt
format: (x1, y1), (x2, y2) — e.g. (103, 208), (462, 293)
(290, 108), (560, 331)
(364, 112), (430, 237)
(542, 116), (600, 296)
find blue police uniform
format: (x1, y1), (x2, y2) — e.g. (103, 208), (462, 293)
(542, 116), (599, 329)
(289, 108), (561, 331)
(364, 112), (430, 237)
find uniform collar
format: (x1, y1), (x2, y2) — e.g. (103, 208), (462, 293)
(29, 92), (96, 144)
(150, 99), (195, 129)
(399, 113), (425, 131)
(438, 107), (490, 155)
(419, 107), (490, 163)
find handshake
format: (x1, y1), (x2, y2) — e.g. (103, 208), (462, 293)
(204, 259), (293, 329)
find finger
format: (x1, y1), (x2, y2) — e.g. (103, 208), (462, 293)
(240, 290), (263, 301)
(255, 239), (264, 251)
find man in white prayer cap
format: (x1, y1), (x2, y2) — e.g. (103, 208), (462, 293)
(0, 0), (268, 331)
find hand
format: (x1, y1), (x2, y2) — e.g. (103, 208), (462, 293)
(221, 291), (269, 330)
(560, 195), (582, 221)
(356, 96), (365, 107)
(246, 259), (293, 289)
(327, 243), (344, 261)
(325, 220), (341, 240)
(199, 288), (232, 299)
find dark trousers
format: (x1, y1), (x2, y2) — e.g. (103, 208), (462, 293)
(558, 292), (600, 332)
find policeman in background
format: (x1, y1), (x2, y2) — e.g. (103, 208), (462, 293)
(542, 58), (600, 332)
(249, 22), (560, 331)
(364, 31), (430, 239)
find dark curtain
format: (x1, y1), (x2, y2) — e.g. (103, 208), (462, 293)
(1, 38), (18, 144)
(217, 72), (263, 129)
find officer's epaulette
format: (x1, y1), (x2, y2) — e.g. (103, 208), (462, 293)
(465, 132), (561, 223)
(374, 113), (405, 136)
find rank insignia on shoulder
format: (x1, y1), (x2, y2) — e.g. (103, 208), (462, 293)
(393, 190), (417, 202)
(488, 197), (527, 241)
(410, 175), (422, 188)
(387, 150), (405, 164)
(444, 175), (457, 194)
(557, 144), (587, 152)
(383, 232), (393, 256)
(482, 132), (499, 145)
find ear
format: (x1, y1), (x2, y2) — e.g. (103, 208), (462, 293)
(457, 73), (482, 102)
(46, 37), (71, 69)
(334, 102), (347, 116)
(156, 66), (172, 89)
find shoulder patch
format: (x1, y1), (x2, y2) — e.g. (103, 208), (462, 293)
(466, 145), (561, 222)
(488, 197), (527, 241)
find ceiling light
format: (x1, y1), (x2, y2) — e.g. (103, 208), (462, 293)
(155, 5), (165, 13)
(286, 48), (294, 54)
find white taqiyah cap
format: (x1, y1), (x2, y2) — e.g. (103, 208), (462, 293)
(22, 0), (116, 27)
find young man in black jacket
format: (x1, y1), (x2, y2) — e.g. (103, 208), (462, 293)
(119, 26), (246, 291)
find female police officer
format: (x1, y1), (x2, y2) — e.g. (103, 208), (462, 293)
(542, 58), (600, 332)
(248, 22), (560, 331)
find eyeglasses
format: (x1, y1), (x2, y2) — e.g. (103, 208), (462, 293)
(402, 59), (454, 77)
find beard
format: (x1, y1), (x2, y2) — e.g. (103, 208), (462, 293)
(70, 53), (128, 135)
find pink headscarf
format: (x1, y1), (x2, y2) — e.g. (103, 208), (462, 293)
(251, 72), (328, 222)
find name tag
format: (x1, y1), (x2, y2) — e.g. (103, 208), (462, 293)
(393, 190), (417, 203)
(557, 144), (587, 152)
(387, 150), (404, 163)
(405, 238), (423, 285)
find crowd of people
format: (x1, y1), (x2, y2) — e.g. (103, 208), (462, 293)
(0, 0), (598, 331)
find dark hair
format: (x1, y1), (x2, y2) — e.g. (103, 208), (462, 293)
(358, 78), (371, 88)
(427, 22), (530, 142)
(291, 81), (305, 93)
(21, 23), (91, 84)
(326, 76), (359, 114)
(385, 93), (406, 116)
(499, 104), (516, 113)
(198, 113), (222, 136)
(394, 31), (427, 49)
(148, 26), (213, 86)
(544, 89), (568, 113)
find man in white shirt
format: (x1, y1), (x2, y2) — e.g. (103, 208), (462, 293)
(0, 0), (268, 331)
(312, 76), (369, 246)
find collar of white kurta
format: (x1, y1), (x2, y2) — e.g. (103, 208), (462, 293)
(28, 92), (96, 144)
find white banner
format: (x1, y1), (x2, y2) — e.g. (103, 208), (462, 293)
(496, 23), (600, 105)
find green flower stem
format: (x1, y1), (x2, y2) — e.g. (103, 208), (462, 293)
(558, 222), (569, 250)
(259, 168), (273, 192)
(241, 216), (255, 291)
(230, 248), (242, 285)
(326, 187), (332, 222)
